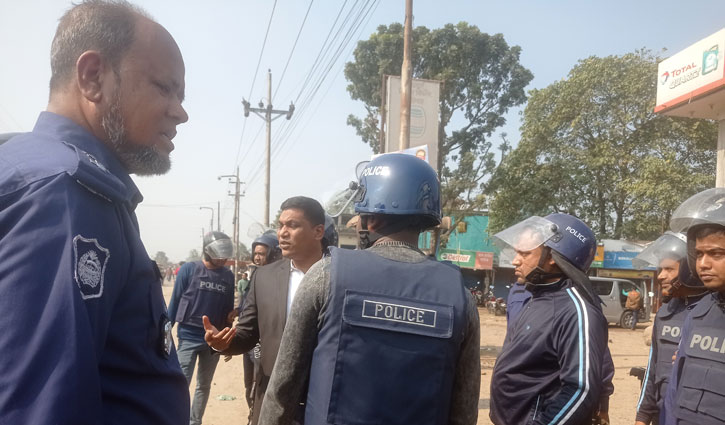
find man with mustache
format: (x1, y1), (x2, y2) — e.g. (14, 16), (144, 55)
(0, 1), (189, 423)
(204, 196), (328, 425)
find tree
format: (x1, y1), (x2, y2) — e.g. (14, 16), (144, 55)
(236, 242), (250, 262)
(186, 249), (201, 262)
(345, 22), (533, 213)
(488, 51), (716, 240)
(153, 251), (170, 269)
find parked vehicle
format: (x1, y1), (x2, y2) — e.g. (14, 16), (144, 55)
(494, 297), (507, 316)
(590, 277), (651, 328)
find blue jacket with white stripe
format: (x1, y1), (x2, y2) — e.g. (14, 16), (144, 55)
(490, 278), (608, 425)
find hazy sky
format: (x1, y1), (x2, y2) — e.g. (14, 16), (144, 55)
(2, 0), (725, 261)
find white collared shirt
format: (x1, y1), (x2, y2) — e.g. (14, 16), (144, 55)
(287, 260), (305, 316)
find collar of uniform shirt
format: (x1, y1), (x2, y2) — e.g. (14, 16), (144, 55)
(287, 260), (306, 316)
(372, 240), (424, 254)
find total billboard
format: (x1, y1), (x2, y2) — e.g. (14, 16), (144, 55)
(385, 76), (441, 171)
(655, 28), (725, 119)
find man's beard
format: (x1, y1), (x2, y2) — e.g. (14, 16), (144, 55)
(101, 90), (171, 176)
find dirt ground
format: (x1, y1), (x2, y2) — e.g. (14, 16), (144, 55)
(164, 284), (650, 425)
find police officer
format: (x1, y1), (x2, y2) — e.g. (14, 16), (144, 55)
(490, 214), (609, 425)
(168, 232), (235, 425)
(0, 2), (189, 423)
(256, 153), (481, 425)
(632, 232), (708, 425)
(662, 188), (725, 425)
(323, 213), (339, 254)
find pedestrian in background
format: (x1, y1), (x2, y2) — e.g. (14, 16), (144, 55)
(168, 232), (235, 425)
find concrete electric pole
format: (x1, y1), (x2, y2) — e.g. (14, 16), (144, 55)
(242, 69), (295, 227)
(219, 167), (243, 280)
(399, 0), (413, 150)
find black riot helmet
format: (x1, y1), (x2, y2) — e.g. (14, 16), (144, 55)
(251, 232), (281, 264)
(670, 188), (725, 287)
(632, 231), (701, 289)
(203, 231), (234, 261)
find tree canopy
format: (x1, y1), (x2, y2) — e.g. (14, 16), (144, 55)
(488, 51), (716, 240)
(344, 22), (533, 213)
(153, 251), (170, 268)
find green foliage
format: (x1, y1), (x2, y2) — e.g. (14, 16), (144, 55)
(153, 251), (170, 268)
(344, 22), (533, 213)
(488, 51), (716, 239)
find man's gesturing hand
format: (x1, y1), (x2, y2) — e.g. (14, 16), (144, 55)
(203, 315), (236, 352)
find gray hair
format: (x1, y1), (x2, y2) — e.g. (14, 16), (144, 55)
(49, 0), (152, 94)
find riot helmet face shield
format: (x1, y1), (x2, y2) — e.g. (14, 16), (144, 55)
(204, 238), (234, 261)
(671, 188), (725, 233)
(632, 231), (687, 269)
(631, 231), (697, 293)
(493, 216), (558, 254)
(669, 188), (725, 289)
(493, 217), (560, 285)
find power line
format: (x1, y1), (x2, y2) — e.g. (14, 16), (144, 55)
(272, 0), (315, 101)
(245, 0), (380, 188)
(232, 0), (279, 172)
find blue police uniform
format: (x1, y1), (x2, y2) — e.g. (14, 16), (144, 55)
(0, 112), (189, 424)
(636, 294), (706, 424)
(491, 279), (608, 425)
(504, 283), (615, 416)
(304, 247), (468, 425)
(662, 292), (725, 425)
(167, 261), (235, 342)
(506, 282), (532, 337)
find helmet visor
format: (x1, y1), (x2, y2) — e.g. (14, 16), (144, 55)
(493, 216), (558, 252)
(670, 188), (725, 232)
(205, 239), (234, 260)
(631, 231), (687, 269)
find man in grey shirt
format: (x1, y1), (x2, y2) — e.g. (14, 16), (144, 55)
(258, 153), (481, 425)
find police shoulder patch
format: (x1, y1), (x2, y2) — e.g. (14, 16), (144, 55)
(73, 235), (110, 300)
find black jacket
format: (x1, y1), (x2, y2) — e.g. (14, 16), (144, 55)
(490, 278), (608, 425)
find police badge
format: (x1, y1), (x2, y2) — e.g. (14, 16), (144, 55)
(73, 235), (110, 300)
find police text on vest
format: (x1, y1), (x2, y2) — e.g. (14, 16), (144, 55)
(362, 300), (437, 327)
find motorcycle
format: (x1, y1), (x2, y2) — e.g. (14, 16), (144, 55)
(494, 297), (507, 316)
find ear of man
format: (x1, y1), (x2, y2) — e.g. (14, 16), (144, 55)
(76, 50), (108, 103)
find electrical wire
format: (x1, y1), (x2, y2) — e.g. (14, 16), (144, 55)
(272, 0), (315, 101)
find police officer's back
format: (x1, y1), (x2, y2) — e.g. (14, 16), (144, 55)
(256, 153), (481, 425)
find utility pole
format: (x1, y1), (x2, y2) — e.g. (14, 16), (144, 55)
(242, 69), (295, 227)
(219, 167), (243, 280)
(399, 0), (413, 150)
(217, 201), (220, 232)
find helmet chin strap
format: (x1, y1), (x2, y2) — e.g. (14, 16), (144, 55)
(524, 247), (564, 285)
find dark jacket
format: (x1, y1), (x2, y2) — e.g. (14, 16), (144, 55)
(224, 258), (291, 425)
(491, 279), (608, 425)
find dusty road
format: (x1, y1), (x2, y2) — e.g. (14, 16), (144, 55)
(164, 285), (650, 425)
